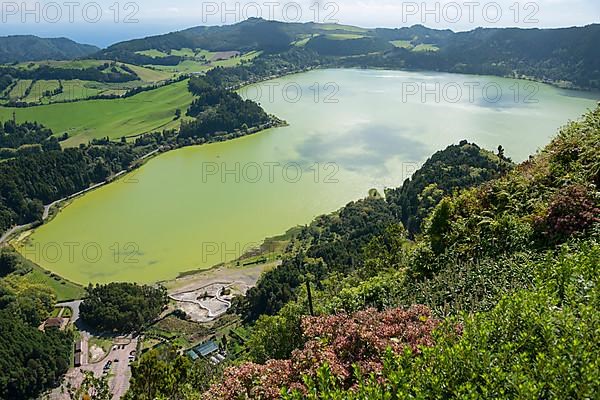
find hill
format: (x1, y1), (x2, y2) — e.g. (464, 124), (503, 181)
(0, 35), (99, 63)
(98, 18), (600, 89)
(123, 105), (600, 399)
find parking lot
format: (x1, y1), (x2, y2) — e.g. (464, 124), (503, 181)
(46, 302), (138, 400)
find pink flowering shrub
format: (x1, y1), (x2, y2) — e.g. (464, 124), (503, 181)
(535, 184), (600, 243)
(205, 305), (439, 399)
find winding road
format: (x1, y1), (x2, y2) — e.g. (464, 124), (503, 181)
(0, 148), (160, 246)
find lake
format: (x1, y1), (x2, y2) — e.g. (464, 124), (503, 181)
(19, 69), (598, 284)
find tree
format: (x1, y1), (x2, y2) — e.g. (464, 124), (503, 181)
(69, 372), (111, 400)
(427, 198), (453, 255)
(80, 283), (167, 333)
(126, 346), (222, 400)
(0, 250), (20, 277)
(246, 302), (305, 363)
(0, 310), (72, 399)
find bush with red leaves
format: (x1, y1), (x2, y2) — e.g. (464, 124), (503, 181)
(204, 305), (439, 400)
(535, 184), (600, 243)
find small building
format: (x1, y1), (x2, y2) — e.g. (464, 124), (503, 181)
(44, 317), (65, 330)
(186, 350), (199, 361)
(193, 341), (219, 358)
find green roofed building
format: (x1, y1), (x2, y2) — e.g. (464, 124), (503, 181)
(186, 350), (199, 361)
(193, 341), (219, 357)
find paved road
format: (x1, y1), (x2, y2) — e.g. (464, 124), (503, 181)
(106, 337), (138, 399)
(0, 223), (32, 245)
(57, 300), (82, 322)
(2, 148), (161, 247)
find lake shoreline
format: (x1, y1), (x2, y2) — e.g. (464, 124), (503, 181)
(12, 68), (598, 287)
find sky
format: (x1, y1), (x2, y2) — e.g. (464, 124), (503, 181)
(0, 0), (598, 47)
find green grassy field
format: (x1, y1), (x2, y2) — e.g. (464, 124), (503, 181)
(413, 43), (439, 52)
(124, 64), (174, 82)
(195, 49), (216, 59)
(53, 79), (100, 102)
(390, 40), (413, 49)
(0, 79), (194, 146)
(136, 49), (169, 58)
(8, 79), (33, 100)
(319, 23), (369, 33)
(24, 80), (60, 102)
(137, 48), (217, 60)
(170, 48), (197, 57)
(152, 60), (212, 74)
(325, 33), (366, 40)
(2, 60), (173, 104)
(292, 34), (316, 47)
(211, 51), (262, 67)
(139, 48), (258, 72)
(28, 59), (107, 69)
(23, 263), (84, 301)
(389, 41), (439, 52)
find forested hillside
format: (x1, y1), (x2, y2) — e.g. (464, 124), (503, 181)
(125, 105), (600, 398)
(0, 248), (72, 399)
(0, 35), (98, 63)
(179, 75), (271, 139)
(0, 127), (137, 233)
(0, 71), (273, 236)
(99, 18), (600, 89)
(236, 141), (512, 321)
(209, 105), (600, 398)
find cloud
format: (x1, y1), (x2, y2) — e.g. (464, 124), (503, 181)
(295, 123), (429, 174)
(127, 0), (600, 30)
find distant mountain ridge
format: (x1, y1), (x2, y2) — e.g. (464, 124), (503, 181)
(0, 35), (99, 63)
(98, 18), (600, 89)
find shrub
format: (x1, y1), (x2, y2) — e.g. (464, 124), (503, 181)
(534, 184), (599, 243)
(283, 242), (600, 400)
(205, 306), (439, 399)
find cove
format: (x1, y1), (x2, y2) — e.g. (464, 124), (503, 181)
(19, 69), (598, 284)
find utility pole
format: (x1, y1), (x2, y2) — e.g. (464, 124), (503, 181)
(306, 279), (314, 316)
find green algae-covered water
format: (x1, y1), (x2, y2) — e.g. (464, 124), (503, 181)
(20, 69), (598, 284)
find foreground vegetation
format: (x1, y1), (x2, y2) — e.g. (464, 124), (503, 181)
(124, 106), (600, 399)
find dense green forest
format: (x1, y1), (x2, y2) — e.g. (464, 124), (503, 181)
(0, 126), (138, 233)
(0, 248), (72, 399)
(125, 105), (600, 399)
(337, 24), (600, 89)
(80, 283), (168, 332)
(0, 311), (72, 399)
(385, 141), (513, 234)
(0, 120), (57, 155)
(179, 75), (271, 139)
